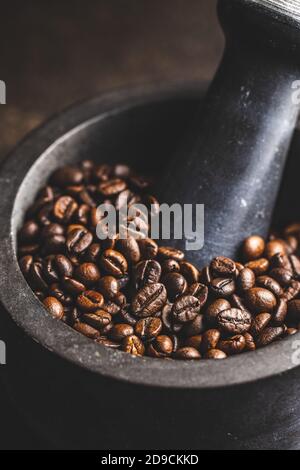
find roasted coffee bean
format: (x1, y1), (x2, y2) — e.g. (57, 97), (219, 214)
(66, 227), (93, 254)
(114, 291), (127, 307)
(205, 349), (227, 359)
(110, 323), (134, 341)
(182, 314), (204, 336)
(49, 283), (73, 306)
(147, 335), (173, 358)
(256, 276), (283, 297)
(205, 298), (231, 326)
(218, 335), (246, 355)
(41, 223), (64, 239)
(237, 268), (255, 291)
(100, 249), (128, 277)
(75, 263), (100, 285)
(43, 234), (66, 254)
(53, 254), (73, 277)
(73, 321), (100, 339)
(117, 275), (130, 291)
(53, 196), (78, 223)
(82, 311), (112, 330)
(161, 303), (182, 333)
(210, 277), (235, 297)
(43, 296), (64, 319)
(62, 276), (86, 295)
(18, 243), (40, 256)
(257, 326), (284, 347)
(265, 239), (287, 260)
(115, 237), (140, 264)
(118, 308), (137, 326)
(135, 317), (162, 340)
(243, 235), (265, 261)
(281, 280), (300, 301)
(172, 295), (200, 323)
(134, 259), (161, 288)
(285, 328), (298, 336)
(245, 287), (276, 313)
(210, 256), (236, 277)
(201, 329), (221, 353)
(217, 309), (252, 334)
(201, 265), (212, 284)
(161, 259), (180, 274)
(77, 290), (104, 311)
(84, 243), (101, 263)
(122, 335), (145, 356)
(29, 261), (49, 292)
(162, 272), (187, 301)
(269, 268), (293, 287)
(270, 252), (292, 271)
(19, 255), (33, 276)
(19, 220), (40, 243)
(174, 347), (201, 360)
(132, 283), (167, 317)
(76, 204), (90, 225)
(231, 294), (248, 311)
(137, 237), (158, 259)
(102, 301), (120, 316)
(244, 332), (256, 351)
(97, 276), (119, 300)
(287, 299), (300, 322)
(273, 299), (287, 325)
(98, 178), (127, 196)
(51, 166), (83, 187)
(250, 312), (272, 337)
(179, 261), (200, 283)
(245, 258), (269, 275)
(184, 335), (202, 350)
(158, 246), (184, 262)
(187, 283), (208, 307)
(63, 306), (80, 326)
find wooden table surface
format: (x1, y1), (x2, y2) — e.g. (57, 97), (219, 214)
(0, 0), (223, 449)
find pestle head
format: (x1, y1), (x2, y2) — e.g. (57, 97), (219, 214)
(157, 0), (300, 267)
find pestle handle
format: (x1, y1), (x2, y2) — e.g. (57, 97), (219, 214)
(159, 0), (300, 266)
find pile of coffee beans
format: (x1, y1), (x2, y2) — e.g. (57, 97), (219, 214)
(18, 161), (300, 360)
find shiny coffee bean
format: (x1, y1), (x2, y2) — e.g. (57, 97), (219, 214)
(287, 299), (300, 322)
(100, 249), (128, 278)
(243, 235), (265, 261)
(172, 295), (201, 323)
(257, 326), (284, 347)
(135, 317), (162, 340)
(62, 276), (86, 295)
(110, 323), (134, 341)
(237, 268), (255, 291)
(201, 329), (221, 353)
(19, 220), (40, 243)
(182, 314), (204, 336)
(147, 335), (173, 358)
(138, 237), (158, 259)
(115, 236), (141, 264)
(174, 347), (201, 360)
(205, 298), (231, 326)
(98, 178), (127, 196)
(256, 276), (283, 297)
(210, 256), (236, 277)
(218, 335), (246, 355)
(162, 272), (187, 301)
(73, 321), (100, 339)
(122, 335), (145, 356)
(53, 196), (78, 223)
(134, 259), (161, 288)
(75, 263), (100, 285)
(217, 308), (252, 334)
(184, 335), (202, 350)
(43, 296), (64, 319)
(281, 280), (300, 301)
(77, 290), (104, 311)
(245, 287), (276, 313)
(51, 166), (83, 187)
(273, 299), (287, 325)
(98, 276), (119, 300)
(187, 283), (208, 307)
(250, 312), (272, 337)
(269, 268), (293, 287)
(158, 246), (184, 262)
(161, 259), (180, 274)
(179, 261), (200, 283)
(66, 227), (93, 254)
(82, 311), (112, 330)
(210, 277), (235, 297)
(245, 258), (269, 275)
(244, 332), (256, 351)
(205, 349), (227, 359)
(132, 283), (167, 318)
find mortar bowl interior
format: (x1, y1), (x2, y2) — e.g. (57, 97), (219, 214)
(0, 82), (299, 389)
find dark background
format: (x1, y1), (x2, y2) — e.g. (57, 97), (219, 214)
(0, 0), (223, 449)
